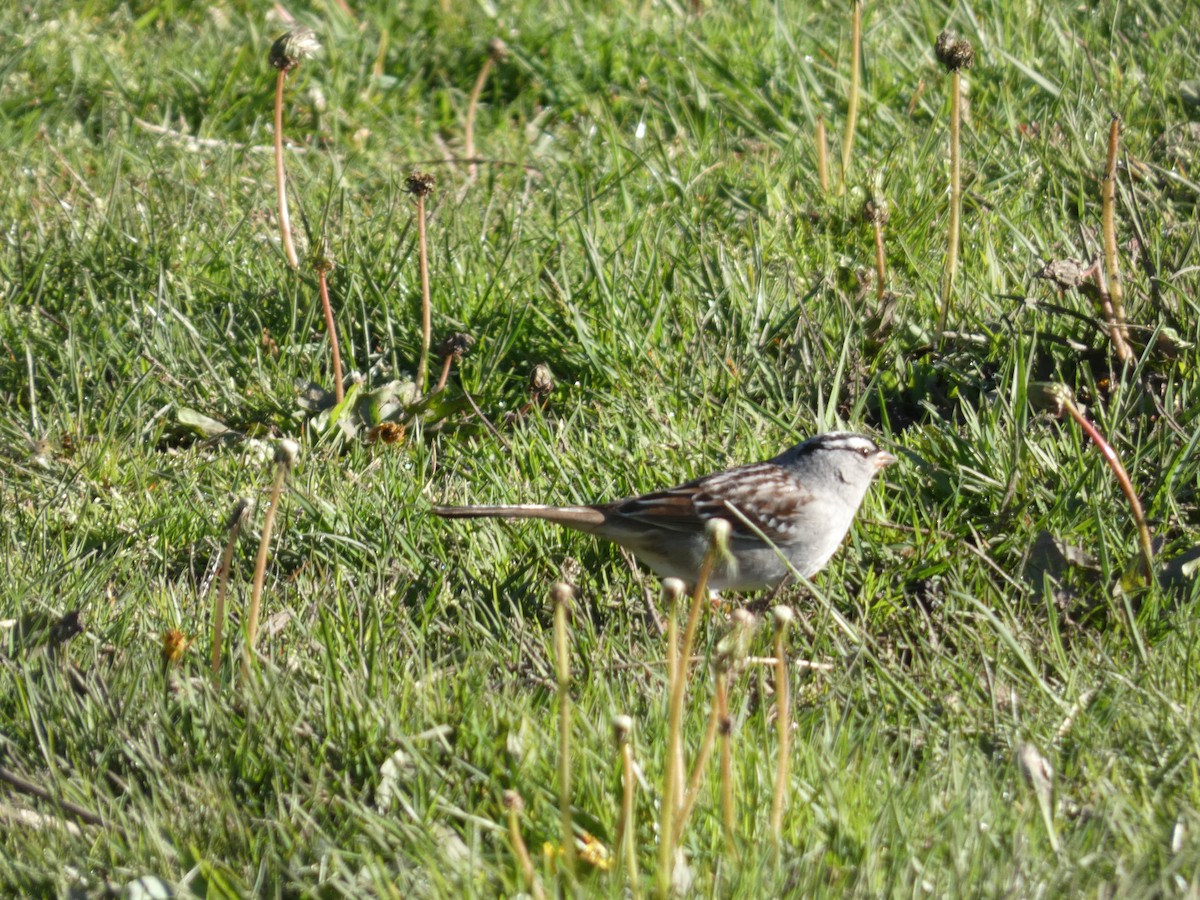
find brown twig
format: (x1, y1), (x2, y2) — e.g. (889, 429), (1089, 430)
(1030, 383), (1154, 658)
(0, 766), (107, 829)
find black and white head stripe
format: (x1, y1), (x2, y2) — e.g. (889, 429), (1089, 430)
(792, 432), (882, 458)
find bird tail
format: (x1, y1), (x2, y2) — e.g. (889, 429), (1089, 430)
(432, 504), (607, 530)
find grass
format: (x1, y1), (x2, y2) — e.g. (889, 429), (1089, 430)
(2, 0), (1200, 895)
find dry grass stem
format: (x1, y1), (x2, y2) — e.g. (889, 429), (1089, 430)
(840, 1), (862, 187)
(1031, 382), (1155, 653)
(551, 581), (576, 876)
(407, 173), (436, 392)
(503, 791), (545, 900)
(659, 521), (728, 896)
(313, 243), (344, 405)
(243, 440), (298, 678)
(673, 688), (719, 845)
(464, 40), (506, 182)
(816, 116), (829, 194)
(658, 578), (684, 895)
(717, 670), (736, 859)
(273, 71), (299, 268)
(865, 198), (889, 302)
(268, 29), (319, 269)
(934, 30), (973, 341)
(211, 498), (252, 676)
(613, 715), (641, 896)
(769, 606), (794, 847)
(1102, 115), (1133, 363)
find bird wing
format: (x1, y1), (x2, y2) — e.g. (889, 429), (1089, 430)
(609, 462), (814, 543)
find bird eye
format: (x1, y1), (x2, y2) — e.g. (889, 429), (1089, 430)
(858, 446), (872, 458)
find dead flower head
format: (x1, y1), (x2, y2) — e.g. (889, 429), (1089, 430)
(935, 30), (976, 72)
(435, 332), (476, 361)
(863, 197), (889, 225)
(269, 27), (321, 72)
(406, 172), (436, 198)
(1029, 382), (1074, 419)
(529, 363), (554, 400)
(366, 422), (407, 445)
(311, 237), (336, 274)
(487, 37), (510, 63)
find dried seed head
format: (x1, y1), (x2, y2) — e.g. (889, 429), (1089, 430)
(365, 422), (407, 445)
(1029, 382), (1074, 419)
(275, 438), (300, 468)
(310, 238), (336, 273)
(661, 578), (686, 604)
(863, 198), (889, 225)
(405, 172), (436, 198)
(1036, 258), (1096, 291)
(770, 605), (795, 630)
(730, 608), (756, 628)
(226, 497), (255, 531)
(715, 609), (756, 672)
(487, 37), (509, 63)
(501, 789), (525, 812)
(529, 363), (555, 399)
(935, 30), (975, 72)
(269, 27), (321, 72)
(435, 332), (476, 361)
(611, 714), (633, 743)
(706, 517), (732, 551)
(550, 581), (575, 609)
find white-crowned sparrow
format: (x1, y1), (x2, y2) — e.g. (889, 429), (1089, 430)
(433, 432), (896, 591)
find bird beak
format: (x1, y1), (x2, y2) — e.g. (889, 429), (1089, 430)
(874, 450), (898, 468)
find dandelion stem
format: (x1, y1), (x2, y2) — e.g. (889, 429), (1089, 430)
(503, 792), (545, 900)
(769, 607), (794, 847)
(464, 57), (494, 183)
(613, 716), (641, 898)
(211, 500), (250, 677)
(717, 671), (736, 859)
(243, 442), (297, 679)
(840, 1), (862, 187)
(416, 193), (432, 393)
(936, 67), (962, 341)
(1101, 115), (1133, 364)
(816, 116), (829, 194)
(552, 583), (576, 876)
(273, 71), (299, 269)
(659, 523), (726, 897)
(316, 268), (344, 404)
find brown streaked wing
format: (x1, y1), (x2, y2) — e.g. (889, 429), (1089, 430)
(608, 462), (813, 542)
